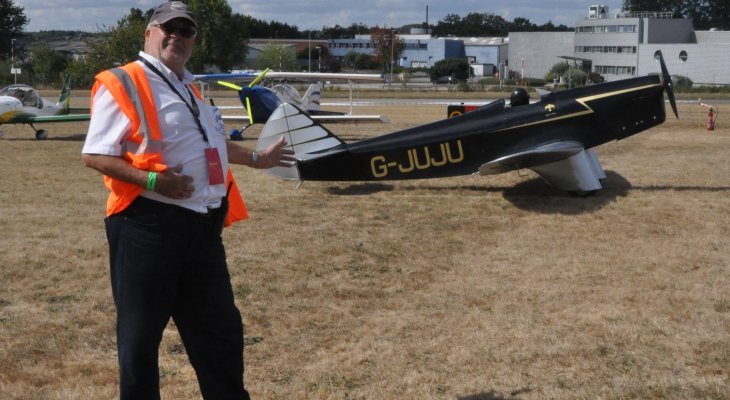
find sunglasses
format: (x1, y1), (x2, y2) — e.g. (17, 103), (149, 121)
(153, 23), (197, 39)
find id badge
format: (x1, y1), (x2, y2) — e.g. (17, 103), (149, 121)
(204, 147), (225, 185)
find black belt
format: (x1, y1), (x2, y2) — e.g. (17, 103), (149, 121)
(124, 196), (223, 220)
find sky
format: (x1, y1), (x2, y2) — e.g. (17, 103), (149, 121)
(15, 0), (625, 33)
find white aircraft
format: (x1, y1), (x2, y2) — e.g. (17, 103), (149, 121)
(195, 71), (386, 140)
(0, 73), (90, 139)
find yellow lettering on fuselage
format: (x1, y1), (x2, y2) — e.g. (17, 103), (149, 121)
(370, 140), (464, 178)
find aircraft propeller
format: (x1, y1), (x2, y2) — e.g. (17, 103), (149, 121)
(657, 51), (678, 118)
(216, 68), (270, 125)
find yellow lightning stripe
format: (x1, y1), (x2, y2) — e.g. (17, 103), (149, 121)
(495, 82), (662, 132)
(575, 83), (661, 109)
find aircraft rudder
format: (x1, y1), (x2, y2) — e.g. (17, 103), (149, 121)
(302, 83), (321, 111)
(57, 72), (72, 113)
(257, 103), (345, 180)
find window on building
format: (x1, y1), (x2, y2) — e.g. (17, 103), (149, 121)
(596, 65), (636, 75)
(578, 24), (636, 34)
(679, 50), (688, 62)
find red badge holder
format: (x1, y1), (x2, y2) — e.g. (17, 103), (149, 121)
(204, 147), (225, 185)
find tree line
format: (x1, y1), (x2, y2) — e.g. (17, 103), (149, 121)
(622, 0), (730, 30)
(2, 0), (729, 88)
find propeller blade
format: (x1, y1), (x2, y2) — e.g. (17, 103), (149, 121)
(249, 67), (270, 88)
(657, 51), (678, 119)
(217, 80), (243, 91)
(246, 96), (254, 124)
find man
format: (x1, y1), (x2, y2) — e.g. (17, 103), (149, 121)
(81, 2), (294, 398)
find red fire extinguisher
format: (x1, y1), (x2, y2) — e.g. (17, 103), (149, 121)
(707, 107), (716, 131)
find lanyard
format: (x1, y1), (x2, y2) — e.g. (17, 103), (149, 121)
(138, 57), (209, 145)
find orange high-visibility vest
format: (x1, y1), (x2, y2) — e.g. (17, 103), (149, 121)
(92, 61), (249, 226)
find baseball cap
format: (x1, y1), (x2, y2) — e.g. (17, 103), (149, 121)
(150, 1), (198, 28)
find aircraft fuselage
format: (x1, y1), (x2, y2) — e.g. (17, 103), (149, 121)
(297, 75), (667, 181)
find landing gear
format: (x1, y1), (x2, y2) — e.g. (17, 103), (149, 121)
(229, 128), (243, 141)
(229, 124), (251, 141)
(30, 123), (48, 140)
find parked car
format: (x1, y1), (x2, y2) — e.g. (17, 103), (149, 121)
(433, 76), (454, 84)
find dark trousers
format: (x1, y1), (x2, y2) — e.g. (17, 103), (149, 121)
(105, 197), (251, 400)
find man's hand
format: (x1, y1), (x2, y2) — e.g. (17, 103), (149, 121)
(255, 136), (296, 169)
(154, 164), (194, 199)
(82, 154), (195, 200)
(226, 137), (295, 169)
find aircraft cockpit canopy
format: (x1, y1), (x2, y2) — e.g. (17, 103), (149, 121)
(0, 85), (43, 108)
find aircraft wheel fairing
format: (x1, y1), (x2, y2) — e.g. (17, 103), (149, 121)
(35, 129), (47, 140)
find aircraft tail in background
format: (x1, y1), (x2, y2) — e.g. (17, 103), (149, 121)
(56, 72), (71, 114)
(301, 83), (321, 111)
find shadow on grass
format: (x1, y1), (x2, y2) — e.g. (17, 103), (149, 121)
(316, 170), (729, 213)
(458, 387), (532, 400)
(327, 183), (395, 195)
(499, 171), (631, 214)
(4, 133), (87, 141)
(47, 134), (87, 142)
(324, 171), (633, 215)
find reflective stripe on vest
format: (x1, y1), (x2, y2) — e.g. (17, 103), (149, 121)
(105, 67), (163, 156)
(93, 61), (248, 226)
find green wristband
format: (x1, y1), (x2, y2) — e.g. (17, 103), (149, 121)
(146, 171), (157, 191)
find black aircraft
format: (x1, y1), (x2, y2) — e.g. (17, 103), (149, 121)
(256, 51), (678, 194)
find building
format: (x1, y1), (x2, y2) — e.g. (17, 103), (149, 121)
(328, 34), (464, 70)
(327, 29), (507, 76)
(462, 37), (508, 76)
(245, 38), (328, 71)
(509, 5), (730, 84)
(507, 32), (574, 80)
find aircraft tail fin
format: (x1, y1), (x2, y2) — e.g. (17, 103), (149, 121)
(57, 72), (72, 113)
(256, 103), (345, 180)
(302, 83), (321, 111)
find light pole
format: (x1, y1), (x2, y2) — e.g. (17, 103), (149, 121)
(11, 38), (16, 84)
(316, 46), (321, 71)
(390, 30), (395, 85)
(308, 31), (311, 72)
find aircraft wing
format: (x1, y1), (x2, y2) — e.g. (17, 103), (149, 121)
(221, 113), (386, 123)
(3, 113), (90, 124)
(478, 141), (585, 175)
(195, 71), (384, 83)
(479, 141), (607, 192)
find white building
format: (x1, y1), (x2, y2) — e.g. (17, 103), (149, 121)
(327, 30), (507, 76)
(509, 5), (730, 84)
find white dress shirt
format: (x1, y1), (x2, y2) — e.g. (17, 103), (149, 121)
(83, 51), (229, 213)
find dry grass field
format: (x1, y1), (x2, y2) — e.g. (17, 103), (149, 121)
(0, 92), (728, 400)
